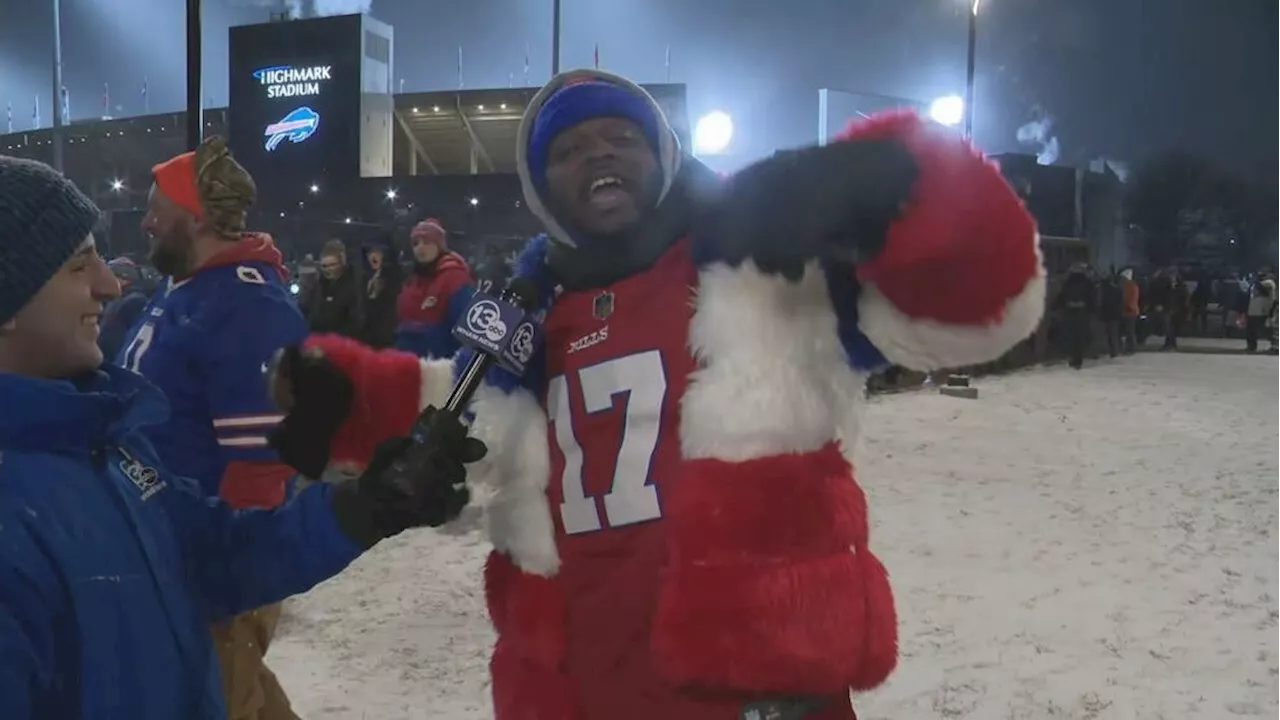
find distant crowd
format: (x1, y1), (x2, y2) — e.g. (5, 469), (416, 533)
(1050, 264), (1278, 368)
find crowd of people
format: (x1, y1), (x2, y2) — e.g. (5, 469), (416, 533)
(1051, 264), (1278, 368)
(284, 221), (514, 361)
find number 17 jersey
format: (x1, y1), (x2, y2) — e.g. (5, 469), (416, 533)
(540, 239), (702, 718)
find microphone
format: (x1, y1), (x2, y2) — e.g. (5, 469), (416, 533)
(385, 277), (543, 484)
(442, 276), (543, 414)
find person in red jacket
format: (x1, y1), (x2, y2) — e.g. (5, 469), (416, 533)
(271, 69), (1045, 719)
(395, 218), (474, 359)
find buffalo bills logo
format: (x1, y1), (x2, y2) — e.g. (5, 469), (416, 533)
(264, 106), (320, 151)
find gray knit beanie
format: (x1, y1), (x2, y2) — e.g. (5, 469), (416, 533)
(0, 156), (101, 324)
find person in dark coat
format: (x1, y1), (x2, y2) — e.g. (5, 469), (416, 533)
(1162, 272), (1190, 350)
(98, 257), (158, 361)
(360, 239), (403, 348)
(1097, 271), (1123, 358)
(0, 155), (486, 719)
(1054, 264), (1097, 369)
(305, 239), (364, 338)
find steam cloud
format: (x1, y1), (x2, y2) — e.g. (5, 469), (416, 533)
(1015, 106), (1061, 166)
(284, 0), (373, 18)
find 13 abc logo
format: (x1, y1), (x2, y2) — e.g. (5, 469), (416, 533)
(508, 321), (536, 365)
(465, 299), (508, 343)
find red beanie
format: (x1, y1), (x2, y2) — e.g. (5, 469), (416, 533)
(411, 218), (447, 250)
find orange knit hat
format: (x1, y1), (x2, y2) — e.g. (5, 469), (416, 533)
(152, 151), (202, 218)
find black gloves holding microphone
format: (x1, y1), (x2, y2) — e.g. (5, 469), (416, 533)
(329, 408), (486, 548)
(267, 346), (485, 548)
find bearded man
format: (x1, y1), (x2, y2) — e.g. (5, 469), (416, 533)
(120, 136), (307, 720)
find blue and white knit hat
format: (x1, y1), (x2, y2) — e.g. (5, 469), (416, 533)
(516, 69), (682, 247)
(0, 156), (100, 324)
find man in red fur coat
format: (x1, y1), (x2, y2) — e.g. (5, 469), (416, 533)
(270, 69), (1045, 719)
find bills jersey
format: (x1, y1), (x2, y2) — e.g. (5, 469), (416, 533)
(541, 239), (699, 717)
(118, 260), (307, 496)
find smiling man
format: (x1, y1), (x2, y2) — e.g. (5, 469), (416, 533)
(0, 155), (488, 719)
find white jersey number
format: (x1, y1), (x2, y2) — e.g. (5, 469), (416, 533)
(550, 350), (667, 535)
(122, 323), (156, 374)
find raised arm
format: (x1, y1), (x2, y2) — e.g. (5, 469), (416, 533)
(703, 110), (1044, 373)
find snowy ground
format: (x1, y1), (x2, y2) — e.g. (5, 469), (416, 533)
(272, 349), (1279, 720)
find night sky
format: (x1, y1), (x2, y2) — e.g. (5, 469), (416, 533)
(0, 0), (1275, 179)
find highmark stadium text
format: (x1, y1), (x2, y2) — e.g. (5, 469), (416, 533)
(253, 65), (333, 99)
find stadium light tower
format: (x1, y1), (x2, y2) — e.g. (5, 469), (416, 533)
(964, 0), (980, 139)
(186, 0), (203, 150)
(51, 0), (64, 171)
(551, 0), (562, 75)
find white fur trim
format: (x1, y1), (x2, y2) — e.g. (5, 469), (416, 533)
(417, 358), (456, 411)
(857, 238), (1046, 371)
(681, 260), (867, 462)
(470, 385), (560, 577)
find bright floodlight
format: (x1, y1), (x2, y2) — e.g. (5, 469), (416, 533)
(693, 111), (734, 155)
(469, 196), (479, 207)
(309, 183), (319, 193)
(110, 179), (124, 191)
(929, 95), (964, 126)
(385, 188), (397, 200)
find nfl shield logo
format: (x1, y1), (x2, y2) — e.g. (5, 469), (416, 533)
(592, 291), (614, 321)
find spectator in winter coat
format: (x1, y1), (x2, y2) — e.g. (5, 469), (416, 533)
(1098, 272), (1123, 358)
(1189, 278), (1212, 333)
(361, 240), (402, 348)
(98, 257), (156, 360)
(0, 155), (487, 719)
(1119, 268), (1140, 354)
(305, 239), (364, 338)
(1054, 264), (1096, 369)
(470, 247), (512, 297)
(395, 218), (475, 359)
(1162, 273), (1190, 350)
(1245, 277), (1276, 353)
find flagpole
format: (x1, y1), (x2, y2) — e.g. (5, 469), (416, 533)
(664, 44), (671, 82)
(51, 0), (64, 171)
(457, 45), (464, 89)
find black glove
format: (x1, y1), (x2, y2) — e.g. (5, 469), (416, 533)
(701, 139), (919, 281)
(330, 406), (488, 548)
(739, 696), (829, 720)
(267, 345), (354, 479)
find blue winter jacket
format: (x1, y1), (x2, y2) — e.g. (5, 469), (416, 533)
(0, 366), (364, 719)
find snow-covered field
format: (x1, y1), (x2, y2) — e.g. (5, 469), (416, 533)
(272, 350), (1279, 720)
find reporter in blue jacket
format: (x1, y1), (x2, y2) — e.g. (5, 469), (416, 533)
(0, 156), (484, 719)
